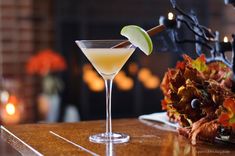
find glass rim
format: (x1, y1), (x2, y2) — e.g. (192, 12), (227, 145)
(75, 40), (135, 48)
(75, 39), (127, 42)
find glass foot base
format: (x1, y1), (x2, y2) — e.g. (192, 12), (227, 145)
(89, 132), (130, 144)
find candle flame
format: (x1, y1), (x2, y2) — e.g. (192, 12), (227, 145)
(168, 12), (174, 20)
(6, 103), (16, 115)
(224, 36), (228, 43)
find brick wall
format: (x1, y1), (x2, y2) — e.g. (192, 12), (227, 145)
(0, 0), (53, 123)
(33, 0), (54, 49)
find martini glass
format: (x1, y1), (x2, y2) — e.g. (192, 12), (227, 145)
(76, 40), (135, 143)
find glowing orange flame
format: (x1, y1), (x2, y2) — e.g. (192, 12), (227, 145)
(6, 103), (16, 115)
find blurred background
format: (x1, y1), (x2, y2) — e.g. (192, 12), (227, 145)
(0, 0), (234, 124)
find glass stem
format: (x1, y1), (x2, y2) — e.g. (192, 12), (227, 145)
(105, 78), (113, 136)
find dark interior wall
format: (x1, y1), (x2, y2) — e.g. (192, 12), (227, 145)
(54, 0), (176, 120)
(0, 0), (233, 122)
(54, 0), (232, 120)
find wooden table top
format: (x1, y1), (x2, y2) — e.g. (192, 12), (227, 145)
(0, 118), (235, 156)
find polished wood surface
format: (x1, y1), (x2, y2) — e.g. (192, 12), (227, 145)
(0, 119), (235, 156)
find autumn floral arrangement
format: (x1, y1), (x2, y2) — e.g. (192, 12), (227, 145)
(26, 49), (67, 94)
(160, 54), (235, 145)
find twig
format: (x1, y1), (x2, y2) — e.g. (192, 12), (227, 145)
(113, 25), (166, 48)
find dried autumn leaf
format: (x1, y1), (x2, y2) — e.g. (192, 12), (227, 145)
(191, 55), (208, 72)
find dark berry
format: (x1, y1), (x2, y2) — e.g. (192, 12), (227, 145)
(191, 99), (201, 109)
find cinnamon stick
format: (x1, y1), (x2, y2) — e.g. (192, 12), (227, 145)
(113, 25), (166, 48)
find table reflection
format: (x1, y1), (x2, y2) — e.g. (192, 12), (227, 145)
(1, 119), (234, 156)
(139, 119), (233, 156)
(106, 142), (115, 156)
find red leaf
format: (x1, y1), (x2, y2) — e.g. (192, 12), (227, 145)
(218, 113), (230, 126)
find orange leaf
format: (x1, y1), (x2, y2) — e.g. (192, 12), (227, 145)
(218, 113), (230, 126)
(176, 61), (185, 70)
(223, 98), (235, 114)
(161, 99), (168, 110)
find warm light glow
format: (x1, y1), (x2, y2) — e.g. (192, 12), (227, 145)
(6, 103), (16, 115)
(1, 95), (21, 124)
(89, 77), (105, 92)
(168, 12), (174, 20)
(128, 63), (138, 75)
(223, 36), (228, 43)
(82, 64), (93, 72)
(0, 91), (10, 103)
(138, 68), (152, 82)
(117, 77), (134, 91)
(137, 67), (161, 89)
(114, 71), (134, 91)
(82, 66), (105, 92)
(114, 71), (126, 82)
(8, 95), (18, 104)
(143, 76), (160, 89)
(83, 70), (98, 83)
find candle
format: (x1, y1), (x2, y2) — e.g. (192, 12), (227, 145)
(0, 95), (21, 124)
(159, 12), (177, 28)
(219, 36), (232, 52)
(224, 36), (229, 43)
(168, 12), (174, 20)
(6, 103), (16, 115)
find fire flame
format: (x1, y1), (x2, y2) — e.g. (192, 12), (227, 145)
(6, 103), (16, 115)
(168, 12), (174, 20)
(223, 36), (228, 43)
